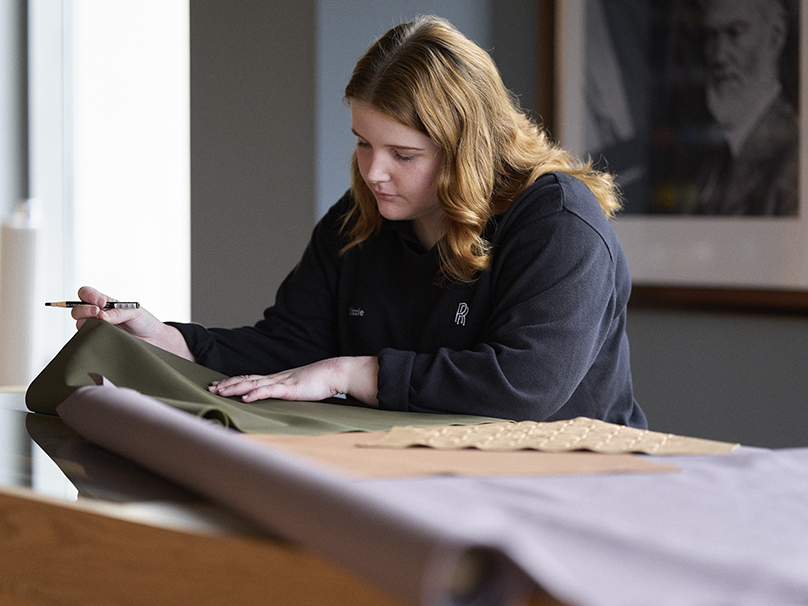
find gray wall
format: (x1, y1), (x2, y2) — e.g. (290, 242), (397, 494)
(190, 1), (316, 328)
(189, 1), (808, 448)
(629, 308), (808, 448)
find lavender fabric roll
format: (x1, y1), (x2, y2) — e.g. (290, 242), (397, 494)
(56, 377), (532, 606)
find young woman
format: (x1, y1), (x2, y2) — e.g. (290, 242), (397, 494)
(75, 16), (647, 428)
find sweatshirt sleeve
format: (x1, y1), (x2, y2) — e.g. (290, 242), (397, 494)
(168, 196), (349, 376)
(375, 177), (636, 425)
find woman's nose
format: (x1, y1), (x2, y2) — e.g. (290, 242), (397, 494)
(366, 154), (390, 183)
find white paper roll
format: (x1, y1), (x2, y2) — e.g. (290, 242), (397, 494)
(0, 202), (40, 386)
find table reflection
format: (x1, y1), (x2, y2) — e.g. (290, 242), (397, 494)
(0, 392), (263, 535)
(0, 404), (33, 491)
(26, 411), (198, 502)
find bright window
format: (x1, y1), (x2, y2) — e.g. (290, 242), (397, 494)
(30, 0), (190, 372)
(71, 0), (190, 322)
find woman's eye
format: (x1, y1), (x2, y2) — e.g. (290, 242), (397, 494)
(356, 140), (370, 148)
(395, 151), (413, 162)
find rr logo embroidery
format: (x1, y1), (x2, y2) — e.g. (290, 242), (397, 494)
(455, 302), (469, 326)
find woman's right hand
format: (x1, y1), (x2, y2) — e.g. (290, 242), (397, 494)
(73, 286), (196, 361)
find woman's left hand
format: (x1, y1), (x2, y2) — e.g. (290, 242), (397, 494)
(208, 356), (380, 406)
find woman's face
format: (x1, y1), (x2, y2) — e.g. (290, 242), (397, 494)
(351, 101), (445, 248)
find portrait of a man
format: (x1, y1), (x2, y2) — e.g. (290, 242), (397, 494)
(696, 0), (798, 215)
(580, 0), (799, 216)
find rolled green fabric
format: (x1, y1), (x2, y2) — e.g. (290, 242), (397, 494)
(26, 318), (502, 434)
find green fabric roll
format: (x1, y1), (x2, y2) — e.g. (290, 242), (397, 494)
(26, 318), (503, 434)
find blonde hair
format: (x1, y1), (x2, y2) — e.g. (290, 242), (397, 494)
(342, 15), (621, 284)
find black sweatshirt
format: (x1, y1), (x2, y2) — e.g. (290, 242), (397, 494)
(171, 172), (647, 427)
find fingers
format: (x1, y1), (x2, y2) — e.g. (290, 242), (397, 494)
(209, 374), (299, 402)
(240, 384), (296, 403)
(208, 359), (347, 404)
(97, 305), (142, 325)
(72, 285), (139, 328)
(209, 375), (254, 396)
(76, 285), (111, 308)
(210, 374), (262, 393)
(72, 286), (111, 323)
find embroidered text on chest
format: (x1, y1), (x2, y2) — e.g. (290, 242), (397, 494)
(349, 307), (365, 317)
(455, 302), (469, 326)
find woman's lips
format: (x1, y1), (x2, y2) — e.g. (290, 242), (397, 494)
(374, 190), (398, 201)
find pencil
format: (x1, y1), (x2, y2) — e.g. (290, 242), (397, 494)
(45, 301), (140, 309)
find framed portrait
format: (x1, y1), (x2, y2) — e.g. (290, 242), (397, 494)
(548, 0), (808, 312)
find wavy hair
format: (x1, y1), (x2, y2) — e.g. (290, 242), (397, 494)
(342, 15), (621, 284)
